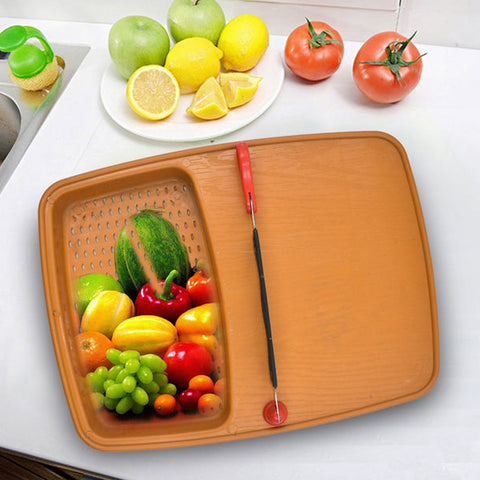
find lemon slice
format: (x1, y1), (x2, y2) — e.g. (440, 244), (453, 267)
(186, 76), (229, 120)
(219, 72), (262, 108)
(126, 65), (180, 120)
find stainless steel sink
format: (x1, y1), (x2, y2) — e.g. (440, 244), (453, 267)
(0, 43), (90, 193)
(0, 92), (20, 162)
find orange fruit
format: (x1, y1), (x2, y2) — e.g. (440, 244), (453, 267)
(80, 290), (135, 338)
(75, 331), (114, 376)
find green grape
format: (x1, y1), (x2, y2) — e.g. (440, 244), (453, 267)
(125, 358), (140, 374)
(122, 375), (137, 393)
(85, 348), (174, 416)
(116, 395), (134, 415)
(103, 379), (115, 391)
(119, 350), (140, 364)
(115, 368), (129, 384)
(137, 365), (153, 384)
(131, 402), (145, 415)
(106, 383), (127, 399)
(107, 364), (123, 380)
(86, 372), (105, 393)
(106, 348), (122, 365)
(104, 396), (119, 411)
(139, 380), (159, 394)
(131, 386), (149, 406)
(148, 392), (160, 407)
(94, 366), (109, 381)
(85, 372), (96, 388)
(159, 383), (177, 396)
(90, 392), (105, 409)
(152, 372), (168, 387)
(140, 354), (167, 373)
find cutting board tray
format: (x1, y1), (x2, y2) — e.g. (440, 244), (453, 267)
(39, 132), (439, 451)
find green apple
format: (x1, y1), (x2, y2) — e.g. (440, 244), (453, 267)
(167, 0), (226, 45)
(108, 15), (170, 80)
(74, 273), (124, 316)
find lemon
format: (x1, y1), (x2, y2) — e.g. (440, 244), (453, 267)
(217, 14), (269, 72)
(126, 65), (180, 120)
(165, 37), (223, 94)
(219, 72), (262, 108)
(186, 76), (229, 120)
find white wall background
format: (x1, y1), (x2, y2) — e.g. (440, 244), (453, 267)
(0, 0), (478, 49)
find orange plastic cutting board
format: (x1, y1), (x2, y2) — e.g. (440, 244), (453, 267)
(39, 132), (439, 451)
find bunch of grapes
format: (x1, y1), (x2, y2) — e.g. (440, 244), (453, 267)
(85, 348), (177, 415)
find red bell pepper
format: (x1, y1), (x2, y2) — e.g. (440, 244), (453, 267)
(186, 261), (217, 307)
(135, 270), (192, 323)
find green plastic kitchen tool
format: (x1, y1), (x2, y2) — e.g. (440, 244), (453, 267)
(0, 25), (54, 78)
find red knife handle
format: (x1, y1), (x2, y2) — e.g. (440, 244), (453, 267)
(236, 142), (257, 214)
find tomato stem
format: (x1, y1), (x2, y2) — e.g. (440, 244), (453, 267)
(359, 31), (426, 82)
(306, 18), (341, 49)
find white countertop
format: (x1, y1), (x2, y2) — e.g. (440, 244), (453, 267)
(1, 18), (479, 480)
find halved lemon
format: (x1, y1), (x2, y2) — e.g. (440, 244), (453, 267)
(126, 65), (180, 120)
(219, 72), (262, 108)
(186, 76), (229, 120)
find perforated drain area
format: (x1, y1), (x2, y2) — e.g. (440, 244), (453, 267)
(65, 181), (207, 278)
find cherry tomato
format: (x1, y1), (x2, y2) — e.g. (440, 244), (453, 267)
(213, 378), (225, 398)
(198, 393), (223, 417)
(188, 374), (214, 394)
(285, 19), (344, 81)
(178, 389), (202, 411)
(163, 342), (213, 390)
(153, 394), (177, 416)
(353, 31), (425, 104)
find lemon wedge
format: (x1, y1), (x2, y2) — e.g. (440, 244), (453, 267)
(219, 72), (262, 108)
(126, 65), (180, 120)
(186, 76), (229, 120)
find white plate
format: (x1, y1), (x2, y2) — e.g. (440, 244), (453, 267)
(100, 48), (285, 142)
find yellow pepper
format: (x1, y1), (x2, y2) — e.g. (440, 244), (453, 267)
(175, 303), (221, 361)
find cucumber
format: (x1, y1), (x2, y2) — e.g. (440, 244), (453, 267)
(115, 210), (191, 299)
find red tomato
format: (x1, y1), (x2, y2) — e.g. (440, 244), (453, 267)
(353, 31), (425, 104)
(163, 342), (213, 390)
(285, 19), (344, 81)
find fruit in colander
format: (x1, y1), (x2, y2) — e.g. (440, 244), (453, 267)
(114, 210), (191, 299)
